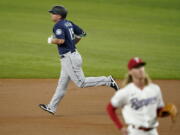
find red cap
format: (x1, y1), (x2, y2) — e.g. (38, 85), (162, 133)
(128, 57), (146, 70)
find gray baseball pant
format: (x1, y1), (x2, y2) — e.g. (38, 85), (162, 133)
(48, 51), (112, 112)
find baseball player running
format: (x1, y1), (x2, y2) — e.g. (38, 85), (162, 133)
(39, 6), (119, 115)
(107, 57), (177, 135)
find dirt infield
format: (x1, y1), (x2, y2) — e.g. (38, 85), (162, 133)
(0, 79), (179, 135)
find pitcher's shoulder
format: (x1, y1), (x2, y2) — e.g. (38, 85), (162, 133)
(148, 83), (161, 91)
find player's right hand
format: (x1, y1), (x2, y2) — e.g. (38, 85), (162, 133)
(120, 127), (128, 135)
(48, 36), (53, 44)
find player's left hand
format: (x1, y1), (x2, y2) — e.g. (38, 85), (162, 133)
(158, 103), (178, 122)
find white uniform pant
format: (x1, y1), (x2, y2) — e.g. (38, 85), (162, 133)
(128, 125), (158, 135)
(48, 51), (112, 112)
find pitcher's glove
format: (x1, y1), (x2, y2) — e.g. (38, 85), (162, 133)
(158, 103), (178, 122)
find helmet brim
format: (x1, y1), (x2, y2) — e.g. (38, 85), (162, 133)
(48, 10), (57, 14)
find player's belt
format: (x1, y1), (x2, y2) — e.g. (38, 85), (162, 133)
(60, 50), (76, 59)
(61, 55), (65, 59)
(132, 125), (154, 132)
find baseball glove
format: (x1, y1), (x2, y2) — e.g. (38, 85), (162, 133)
(158, 103), (178, 122)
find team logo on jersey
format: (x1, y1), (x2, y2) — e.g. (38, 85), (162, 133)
(130, 97), (157, 110)
(56, 29), (62, 35)
(134, 57), (140, 62)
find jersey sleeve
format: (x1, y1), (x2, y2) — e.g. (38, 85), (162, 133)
(111, 89), (128, 108)
(53, 24), (65, 39)
(70, 21), (86, 38)
(157, 86), (165, 108)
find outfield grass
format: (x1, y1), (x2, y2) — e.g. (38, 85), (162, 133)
(0, 0), (180, 79)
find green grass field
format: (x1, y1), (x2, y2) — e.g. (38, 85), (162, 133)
(0, 0), (180, 79)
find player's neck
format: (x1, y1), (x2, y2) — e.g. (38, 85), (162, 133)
(133, 78), (145, 90)
(55, 18), (62, 23)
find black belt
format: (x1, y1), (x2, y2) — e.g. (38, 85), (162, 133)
(132, 125), (154, 132)
(60, 50), (76, 59)
(61, 55), (65, 59)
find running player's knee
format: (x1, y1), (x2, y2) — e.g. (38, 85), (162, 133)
(76, 80), (85, 88)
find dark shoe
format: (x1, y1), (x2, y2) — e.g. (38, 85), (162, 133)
(110, 76), (119, 91)
(38, 104), (55, 115)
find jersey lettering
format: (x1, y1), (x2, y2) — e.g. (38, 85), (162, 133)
(131, 97), (157, 110)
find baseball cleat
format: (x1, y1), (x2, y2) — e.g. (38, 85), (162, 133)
(110, 76), (120, 91)
(38, 104), (55, 115)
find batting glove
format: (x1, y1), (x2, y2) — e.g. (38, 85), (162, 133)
(48, 36), (53, 44)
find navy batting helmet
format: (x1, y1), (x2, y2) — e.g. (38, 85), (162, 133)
(48, 6), (68, 19)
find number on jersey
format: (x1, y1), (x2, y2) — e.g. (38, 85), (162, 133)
(69, 28), (75, 40)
